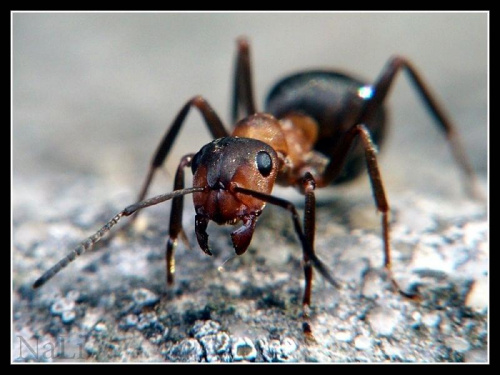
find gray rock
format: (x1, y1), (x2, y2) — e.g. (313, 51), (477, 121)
(190, 320), (221, 340)
(165, 339), (204, 362)
(232, 337), (257, 362)
(258, 337), (299, 362)
(199, 332), (232, 362)
(131, 288), (160, 311)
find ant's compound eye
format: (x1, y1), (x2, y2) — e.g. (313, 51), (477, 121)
(256, 151), (273, 177)
(191, 152), (202, 175)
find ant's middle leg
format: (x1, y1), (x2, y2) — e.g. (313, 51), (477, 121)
(135, 96), (228, 213)
(301, 172), (318, 337)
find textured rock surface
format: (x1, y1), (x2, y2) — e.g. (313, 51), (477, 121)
(12, 173), (487, 362)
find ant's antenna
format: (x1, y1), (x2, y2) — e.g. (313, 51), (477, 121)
(32, 187), (204, 289)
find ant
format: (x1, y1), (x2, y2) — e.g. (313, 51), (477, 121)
(33, 37), (480, 335)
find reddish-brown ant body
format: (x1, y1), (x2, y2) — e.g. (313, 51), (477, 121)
(33, 38), (478, 332)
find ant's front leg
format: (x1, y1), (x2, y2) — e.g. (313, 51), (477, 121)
(232, 184), (339, 337)
(165, 154), (195, 285)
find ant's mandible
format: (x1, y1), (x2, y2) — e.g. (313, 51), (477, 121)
(33, 37), (479, 333)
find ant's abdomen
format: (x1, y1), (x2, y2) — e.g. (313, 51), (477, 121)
(265, 70), (387, 184)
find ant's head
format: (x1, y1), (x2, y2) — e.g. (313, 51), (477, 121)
(191, 137), (279, 224)
(190, 136), (279, 255)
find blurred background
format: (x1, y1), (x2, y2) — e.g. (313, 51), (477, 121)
(13, 12), (488, 201)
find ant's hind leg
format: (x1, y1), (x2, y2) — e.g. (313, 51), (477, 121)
(354, 56), (479, 198)
(231, 37), (258, 123)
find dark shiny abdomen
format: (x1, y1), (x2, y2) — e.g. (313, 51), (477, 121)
(265, 71), (387, 184)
